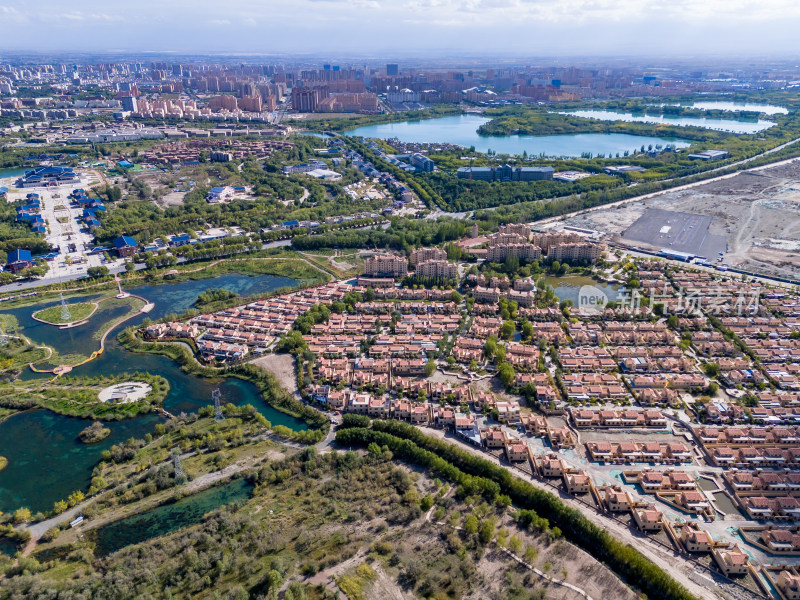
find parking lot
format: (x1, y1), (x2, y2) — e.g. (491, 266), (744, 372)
(621, 208), (727, 258)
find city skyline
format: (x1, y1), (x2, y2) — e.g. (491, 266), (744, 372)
(2, 0), (800, 56)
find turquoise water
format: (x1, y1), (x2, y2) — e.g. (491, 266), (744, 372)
(0, 167), (28, 180)
(0, 410), (160, 514)
(344, 114), (691, 157)
(563, 109), (775, 134)
(0, 273), (305, 514)
(94, 477), (253, 556)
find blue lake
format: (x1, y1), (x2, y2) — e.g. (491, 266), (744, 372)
(345, 114), (690, 157)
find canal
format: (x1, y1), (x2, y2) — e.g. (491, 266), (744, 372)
(94, 477), (254, 556)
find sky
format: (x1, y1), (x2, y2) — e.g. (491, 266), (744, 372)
(1, 0), (800, 57)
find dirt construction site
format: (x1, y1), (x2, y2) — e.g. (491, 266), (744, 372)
(562, 161), (800, 280)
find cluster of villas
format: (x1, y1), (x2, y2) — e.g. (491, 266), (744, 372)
(699, 425), (800, 471)
(740, 496), (800, 521)
(586, 440), (693, 464)
(144, 281), (358, 362)
(568, 407), (667, 428)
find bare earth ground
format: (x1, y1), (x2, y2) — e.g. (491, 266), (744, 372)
(249, 353), (299, 396)
(563, 161), (800, 280)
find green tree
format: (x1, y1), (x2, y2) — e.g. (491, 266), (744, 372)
(14, 507), (32, 523)
(479, 518), (496, 544)
(87, 265), (110, 278)
(498, 363), (515, 388)
(500, 320), (515, 340)
(464, 514), (479, 535)
(703, 362), (719, 378)
(484, 337), (497, 360)
(522, 320), (533, 341)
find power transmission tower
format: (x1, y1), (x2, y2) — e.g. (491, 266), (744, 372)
(172, 447), (185, 482)
(60, 293), (72, 322)
(213, 387), (225, 422)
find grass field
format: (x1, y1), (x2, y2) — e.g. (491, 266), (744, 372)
(33, 302), (95, 325)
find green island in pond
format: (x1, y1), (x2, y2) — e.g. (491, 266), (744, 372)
(78, 421), (111, 444)
(33, 302), (96, 325)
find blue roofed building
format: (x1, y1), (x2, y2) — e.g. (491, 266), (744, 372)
(16, 166), (80, 188)
(169, 234), (192, 246)
(113, 235), (139, 258)
(6, 249), (33, 273)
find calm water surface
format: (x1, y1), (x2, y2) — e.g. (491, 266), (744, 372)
(345, 114), (690, 157)
(563, 109), (775, 134)
(94, 478), (253, 556)
(685, 101), (788, 115)
(543, 275), (625, 305)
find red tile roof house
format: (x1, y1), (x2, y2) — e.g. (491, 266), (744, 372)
(761, 529), (800, 552)
(633, 505), (664, 532)
(505, 442), (528, 463)
(712, 545), (749, 576)
(564, 471), (591, 494)
(409, 404), (430, 425)
(541, 456), (565, 478)
(676, 491), (711, 514)
(743, 496), (774, 519)
(483, 427), (506, 449)
(682, 528), (714, 553)
(778, 571), (800, 600)
(605, 488), (633, 512)
(640, 471), (666, 492)
(587, 442), (614, 462)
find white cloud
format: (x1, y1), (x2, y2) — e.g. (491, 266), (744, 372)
(0, 0), (798, 54)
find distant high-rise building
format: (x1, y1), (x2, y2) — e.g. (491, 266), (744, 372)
(120, 96), (138, 112)
(386, 63), (399, 76)
(292, 87), (319, 113)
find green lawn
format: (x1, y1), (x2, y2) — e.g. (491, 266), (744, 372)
(33, 302), (95, 325)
